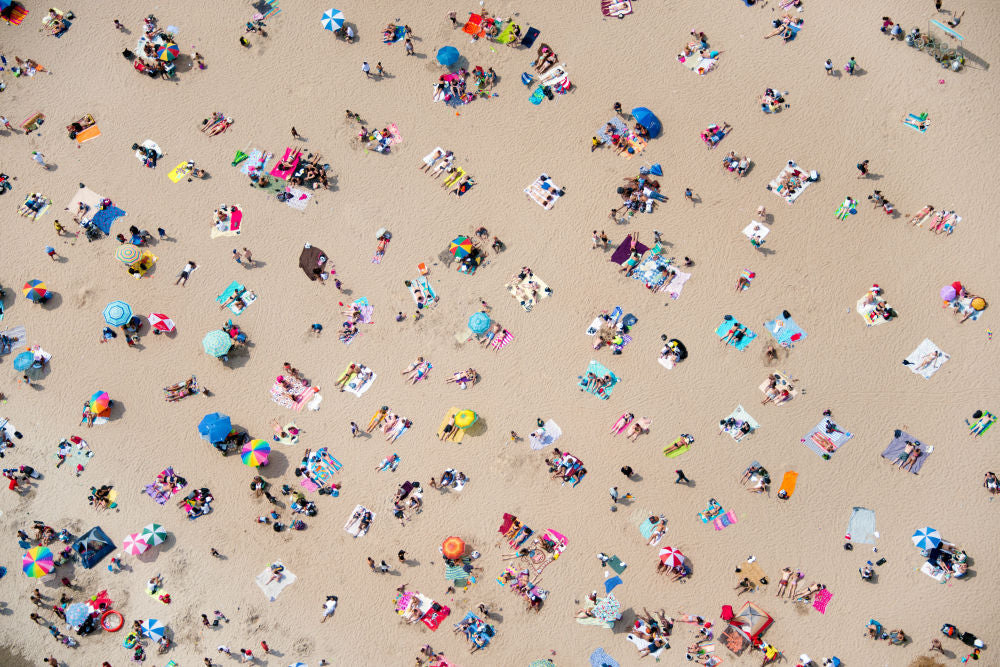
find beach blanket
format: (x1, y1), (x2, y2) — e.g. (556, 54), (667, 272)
(597, 117), (629, 145)
(880, 430), (932, 474)
(812, 589), (833, 614)
(856, 296), (889, 326)
(801, 419), (853, 458)
(715, 319), (757, 351)
(847, 507), (877, 544)
(342, 367), (376, 397)
(663, 437), (690, 458)
(578, 360), (618, 399)
(283, 187), (311, 211)
(215, 281), (257, 316)
(742, 560), (768, 588)
(631, 254), (673, 289)
(269, 147), (301, 179)
(638, 515), (666, 544)
(602, 0), (633, 18)
(524, 174), (562, 210)
(589, 648), (620, 666)
(968, 411), (996, 437)
(742, 221), (770, 242)
(240, 150), (272, 176)
(210, 206), (242, 238)
(904, 338), (950, 379)
(758, 371), (797, 404)
(946, 296), (983, 322)
(270, 375), (317, 410)
(903, 113), (930, 133)
(90, 206), (126, 234)
(507, 274), (551, 312)
(437, 407), (465, 443)
(384, 25), (405, 43)
(678, 52), (718, 76)
(768, 161), (812, 204)
(167, 161), (191, 183)
(720, 405), (759, 440)
(19, 194), (51, 220)
(255, 564), (296, 602)
(75, 125), (100, 144)
(65, 187), (104, 226)
(610, 236), (650, 265)
(1, 2), (28, 25)
(663, 271), (691, 299)
(344, 505), (374, 537)
(529, 420), (562, 450)
(921, 561), (949, 583)
(490, 329), (514, 351)
(1, 325), (28, 351)
(778, 471), (798, 498)
(764, 315), (806, 347)
(143, 467), (186, 505)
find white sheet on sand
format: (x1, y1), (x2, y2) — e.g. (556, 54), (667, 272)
(2, 326), (28, 351)
(904, 338), (950, 379)
(135, 139), (163, 162)
(662, 271), (691, 299)
(344, 505), (374, 537)
(255, 564), (297, 602)
(284, 187), (311, 211)
(529, 420), (563, 450)
(585, 317), (604, 336)
(344, 371), (376, 398)
(524, 174), (562, 210)
(423, 147), (446, 167)
(742, 221), (770, 241)
(768, 161), (812, 204)
(627, 632), (666, 658)
(65, 187), (103, 225)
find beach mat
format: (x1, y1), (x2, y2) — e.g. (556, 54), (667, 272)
(721, 404), (759, 440)
(715, 319), (756, 350)
(344, 505), (374, 537)
(880, 430), (932, 474)
(847, 507), (877, 544)
(255, 564), (296, 602)
(663, 271), (691, 299)
(904, 338), (950, 379)
(578, 360), (618, 399)
(528, 420), (562, 450)
(764, 314), (806, 347)
(742, 560), (767, 587)
(778, 471), (798, 497)
(75, 125), (101, 144)
(663, 438), (690, 458)
(801, 419), (853, 458)
(436, 407), (464, 443)
(589, 648), (620, 667)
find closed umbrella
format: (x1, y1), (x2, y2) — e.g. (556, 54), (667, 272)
(468, 312), (491, 334)
(89, 390), (110, 413)
(22, 546), (54, 577)
(241, 439), (270, 466)
(103, 300), (133, 327)
(441, 536), (465, 559)
(658, 546), (685, 568)
(141, 618), (166, 640)
(65, 602), (91, 627)
(139, 523), (167, 546)
(157, 43), (180, 61)
(115, 244), (142, 265)
(148, 313), (175, 333)
(631, 107), (662, 138)
(12, 351), (35, 371)
(454, 410), (478, 429)
(321, 8), (345, 31)
(912, 527), (942, 550)
(437, 46), (459, 67)
(122, 532), (150, 556)
(202, 330), (232, 358)
(23, 279), (47, 302)
(198, 412), (231, 444)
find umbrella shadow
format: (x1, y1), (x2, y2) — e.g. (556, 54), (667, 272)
(40, 292), (62, 310)
(108, 400), (127, 421)
(259, 449), (290, 480)
(465, 415), (488, 437)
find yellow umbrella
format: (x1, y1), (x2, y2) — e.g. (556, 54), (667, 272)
(454, 409), (477, 429)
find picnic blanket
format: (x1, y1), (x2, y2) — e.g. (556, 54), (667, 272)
(856, 296), (889, 326)
(903, 113), (929, 133)
(578, 360), (618, 399)
(529, 420), (562, 450)
(610, 235), (650, 265)
(507, 274), (551, 312)
(678, 52), (718, 76)
(715, 319), (757, 351)
(880, 430), (932, 474)
(143, 468), (186, 505)
(270, 375), (318, 411)
(255, 563), (296, 602)
(812, 588), (833, 614)
(778, 471), (798, 497)
(764, 314), (806, 347)
(758, 371), (797, 404)
(969, 411), (996, 437)
(210, 206), (242, 238)
(589, 648), (620, 667)
(801, 419), (853, 458)
(638, 515), (666, 544)
(768, 161), (812, 204)
(721, 404), (758, 440)
(215, 281), (257, 316)
(630, 253), (673, 289)
(240, 150), (272, 175)
(436, 407), (465, 443)
(283, 186), (311, 211)
(341, 366), (376, 397)
(524, 174), (562, 209)
(904, 338), (950, 379)
(344, 505), (374, 537)
(65, 187), (104, 226)
(663, 271), (691, 299)
(742, 221), (770, 243)
(1, 326), (28, 350)
(742, 560), (768, 588)
(847, 507), (877, 544)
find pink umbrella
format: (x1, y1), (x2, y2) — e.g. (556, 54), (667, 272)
(148, 313), (176, 333)
(658, 546), (685, 568)
(122, 532), (150, 556)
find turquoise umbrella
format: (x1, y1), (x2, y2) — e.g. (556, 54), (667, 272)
(103, 300), (133, 327)
(202, 330), (231, 358)
(468, 312), (491, 334)
(13, 351), (34, 371)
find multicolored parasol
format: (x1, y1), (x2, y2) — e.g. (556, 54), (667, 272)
(241, 439), (270, 466)
(22, 546), (54, 577)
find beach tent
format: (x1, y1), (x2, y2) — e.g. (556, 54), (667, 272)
(630, 107), (662, 138)
(299, 244), (328, 281)
(731, 601), (773, 640)
(72, 526), (115, 569)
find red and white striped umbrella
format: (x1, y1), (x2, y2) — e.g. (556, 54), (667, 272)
(122, 532), (150, 556)
(658, 546), (685, 568)
(148, 313), (176, 333)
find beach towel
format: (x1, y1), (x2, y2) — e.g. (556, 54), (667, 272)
(626, 633), (665, 658)
(507, 274), (551, 312)
(19, 194), (51, 220)
(135, 139), (162, 165)
(1, 325), (28, 351)
(880, 430), (933, 474)
(384, 24), (405, 43)
(215, 281), (257, 316)
(856, 296), (889, 326)
(764, 315), (806, 347)
(269, 148), (301, 179)
(679, 52), (718, 75)
(529, 420), (562, 450)
(387, 123), (403, 145)
(344, 505), (374, 537)
(968, 411), (996, 437)
(255, 564), (296, 602)
(437, 408), (464, 443)
(1, 2), (28, 24)
(904, 338), (950, 379)
(578, 360), (619, 399)
(89, 206), (126, 234)
(75, 125), (100, 144)
(812, 588), (833, 614)
(920, 561), (949, 583)
(343, 369), (376, 398)
(589, 648), (619, 667)
(801, 419), (853, 458)
(270, 375), (315, 410)
(240, 150), (272, 176)
(284, 187), (311, 211)
(663, 438), (690, 458)
(143, 468), (186, 505)
(721, 405), (759, 440)
(778, 471), (798, 497)
(903, 113), (930, 133)
(606, 555), (627, 574)
(758, 371), (797, 404)
(610, 235), (650, 265)
(768, 161), (812, 204)
(947, 296), (983, 322)
(65, 187), (104, 226)
(638, 515), (666, 544)
(742, 560), (767, 588)
(663, 271), (692, 299)
(167, 161), (192, 183)
(741, 221), (770, 242)
(597, 117), (629, 145)
(524, 174), (563, 210)
(715, 319), (757, 351)
(630, 253), (673, 289)
(602, 0), (633, 18)
(846, 507), (877, 544)
(714, 510), (737, 531)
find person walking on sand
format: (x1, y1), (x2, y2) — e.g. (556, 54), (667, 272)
(857, 159), (870, 178)
(824, 58), (833, 74)
(31, 152), (50, 170)
(44, 246), (58, 261)
(362, 61), (372, 78)
(376, 61), (386, 77)
(675, 469), (690, 484)
(684, 187), (695, 203)
(350, 422), (359, 437)
(291, 127), (302, 140)
(405, 38), (414, 56)
(242, 248), (254, 266)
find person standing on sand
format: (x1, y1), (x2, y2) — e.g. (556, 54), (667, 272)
(857, 159), (870, 178)
(824, 59), (833, 74)
(321, 595), (338, 622)
(291, 127), (301, 140)
(362, 61), (371, 78)
(31, 152), (50, 169)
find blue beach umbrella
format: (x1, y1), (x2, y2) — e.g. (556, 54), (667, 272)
(468, 312), (491, 335)
(65, 602), (91, 627)
(141, 618), (166, 640)
(103, 300), (133, 327)
(12, 351), (35, 372)
(912, 527), (941, 550)
(631, 107), (662, 138)
(198, 412), (231, 444)
(437, 46), (459, 67)
(321, 8), (345, 31)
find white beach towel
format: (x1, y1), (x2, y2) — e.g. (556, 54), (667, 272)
(255, 564), (297, 602)
(529, 420), (563, 450)
(904, 338), (950, 379)
(344, 371), (376, 398)
(742, 221), (770, 241)
(344, 505), (375, 537)
(662, 271), (692, 299)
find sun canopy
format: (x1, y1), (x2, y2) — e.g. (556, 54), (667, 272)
(731, 601), (772, 640)
(72, 526), (116, 569)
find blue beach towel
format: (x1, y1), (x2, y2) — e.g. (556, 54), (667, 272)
(578, 360), (618, 399)
(590, 648), (620, 667)
(715, 319), (757, 350)
(847, 507), (877, 544)
(764, 314), (806, 347)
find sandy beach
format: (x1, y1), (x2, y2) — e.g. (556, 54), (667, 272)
(1, 1), (999, 666)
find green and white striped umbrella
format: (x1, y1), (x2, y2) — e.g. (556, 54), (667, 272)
(139, 523), (167, 546)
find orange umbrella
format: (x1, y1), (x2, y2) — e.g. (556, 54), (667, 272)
(441, 536), (465, 560)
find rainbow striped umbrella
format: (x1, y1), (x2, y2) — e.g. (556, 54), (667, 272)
(122, 533), (150, 556)
(241, 439), (270, 466)
(89, 390), (110, 413)
(22, 546), (54, 577)
(449, 236), (473, 259)
(157, 43), (180, 61)
(22, 279), (47, 302)
(115, 244), (142, 264)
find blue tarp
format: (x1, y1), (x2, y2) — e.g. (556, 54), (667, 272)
(72, 526), (115, 569)
(90, 206), (126, 234)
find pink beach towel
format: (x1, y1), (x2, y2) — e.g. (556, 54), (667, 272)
(491, 330), (514, 350)
(300, 477), (319, 492)
(713, 510), (738, 531)
(388, 123), (403, 144)
(269, 147), (302, 179)
(292, 386), (318, 411)
(812, 588), (833, 614)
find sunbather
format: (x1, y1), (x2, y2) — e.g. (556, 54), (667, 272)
(793, 582), (825, 602)
(720, 322), (742, 344)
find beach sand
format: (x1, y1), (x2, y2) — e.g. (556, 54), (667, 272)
(1, 1), (999, 665)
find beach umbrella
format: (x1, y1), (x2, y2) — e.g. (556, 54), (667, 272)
(940, 285), (957, 302)
(441, 536), (465, 559)
(103, 300), (133, 327)
(658, 546), (685, 568)
(912, 527), (942, 550)
(89, 390), (110, 413)
(321, 8), (345, 31)
(139, 523), (167, 546)
(241, 439), (271, 467)
(65, 602), (91, 627)
(22, 546), (54, 577)
(449, 235), (473, 258)
(631, 107), (662, 138)
(437, 46), (459, 67)
(454, 409), (478, 429)
(141, 618), (166, 640)
(12, 351), (35, 372)
(468, 312), (491, 335)
(156, 43), (180, 61)
(592, 593), (623, 623)
(198, 412), (231, 444)
(202, 330), (232, 358)
(148, 313), (176, 333)
(22, 279), (47, 302)
(122, 532), (150, 556)
(971, 297), (986, 311)
(115, 244), (142, 265)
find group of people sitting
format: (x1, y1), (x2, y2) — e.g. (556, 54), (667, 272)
(923, 541), (969, 578)
(764, 14), (804, 41)
(613, 174), (668, 216)
(630, 608), (674, 658)
(178, 487), (213, 518)
(429, 468), (468, 490)
(759, 87), (786, 112)
(761, 374), (793, 405)
(544, 448), (586, 486)
(860, 284), (896, 322)
(722, 151), (752, 178)
(742, 462), (772, 493)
